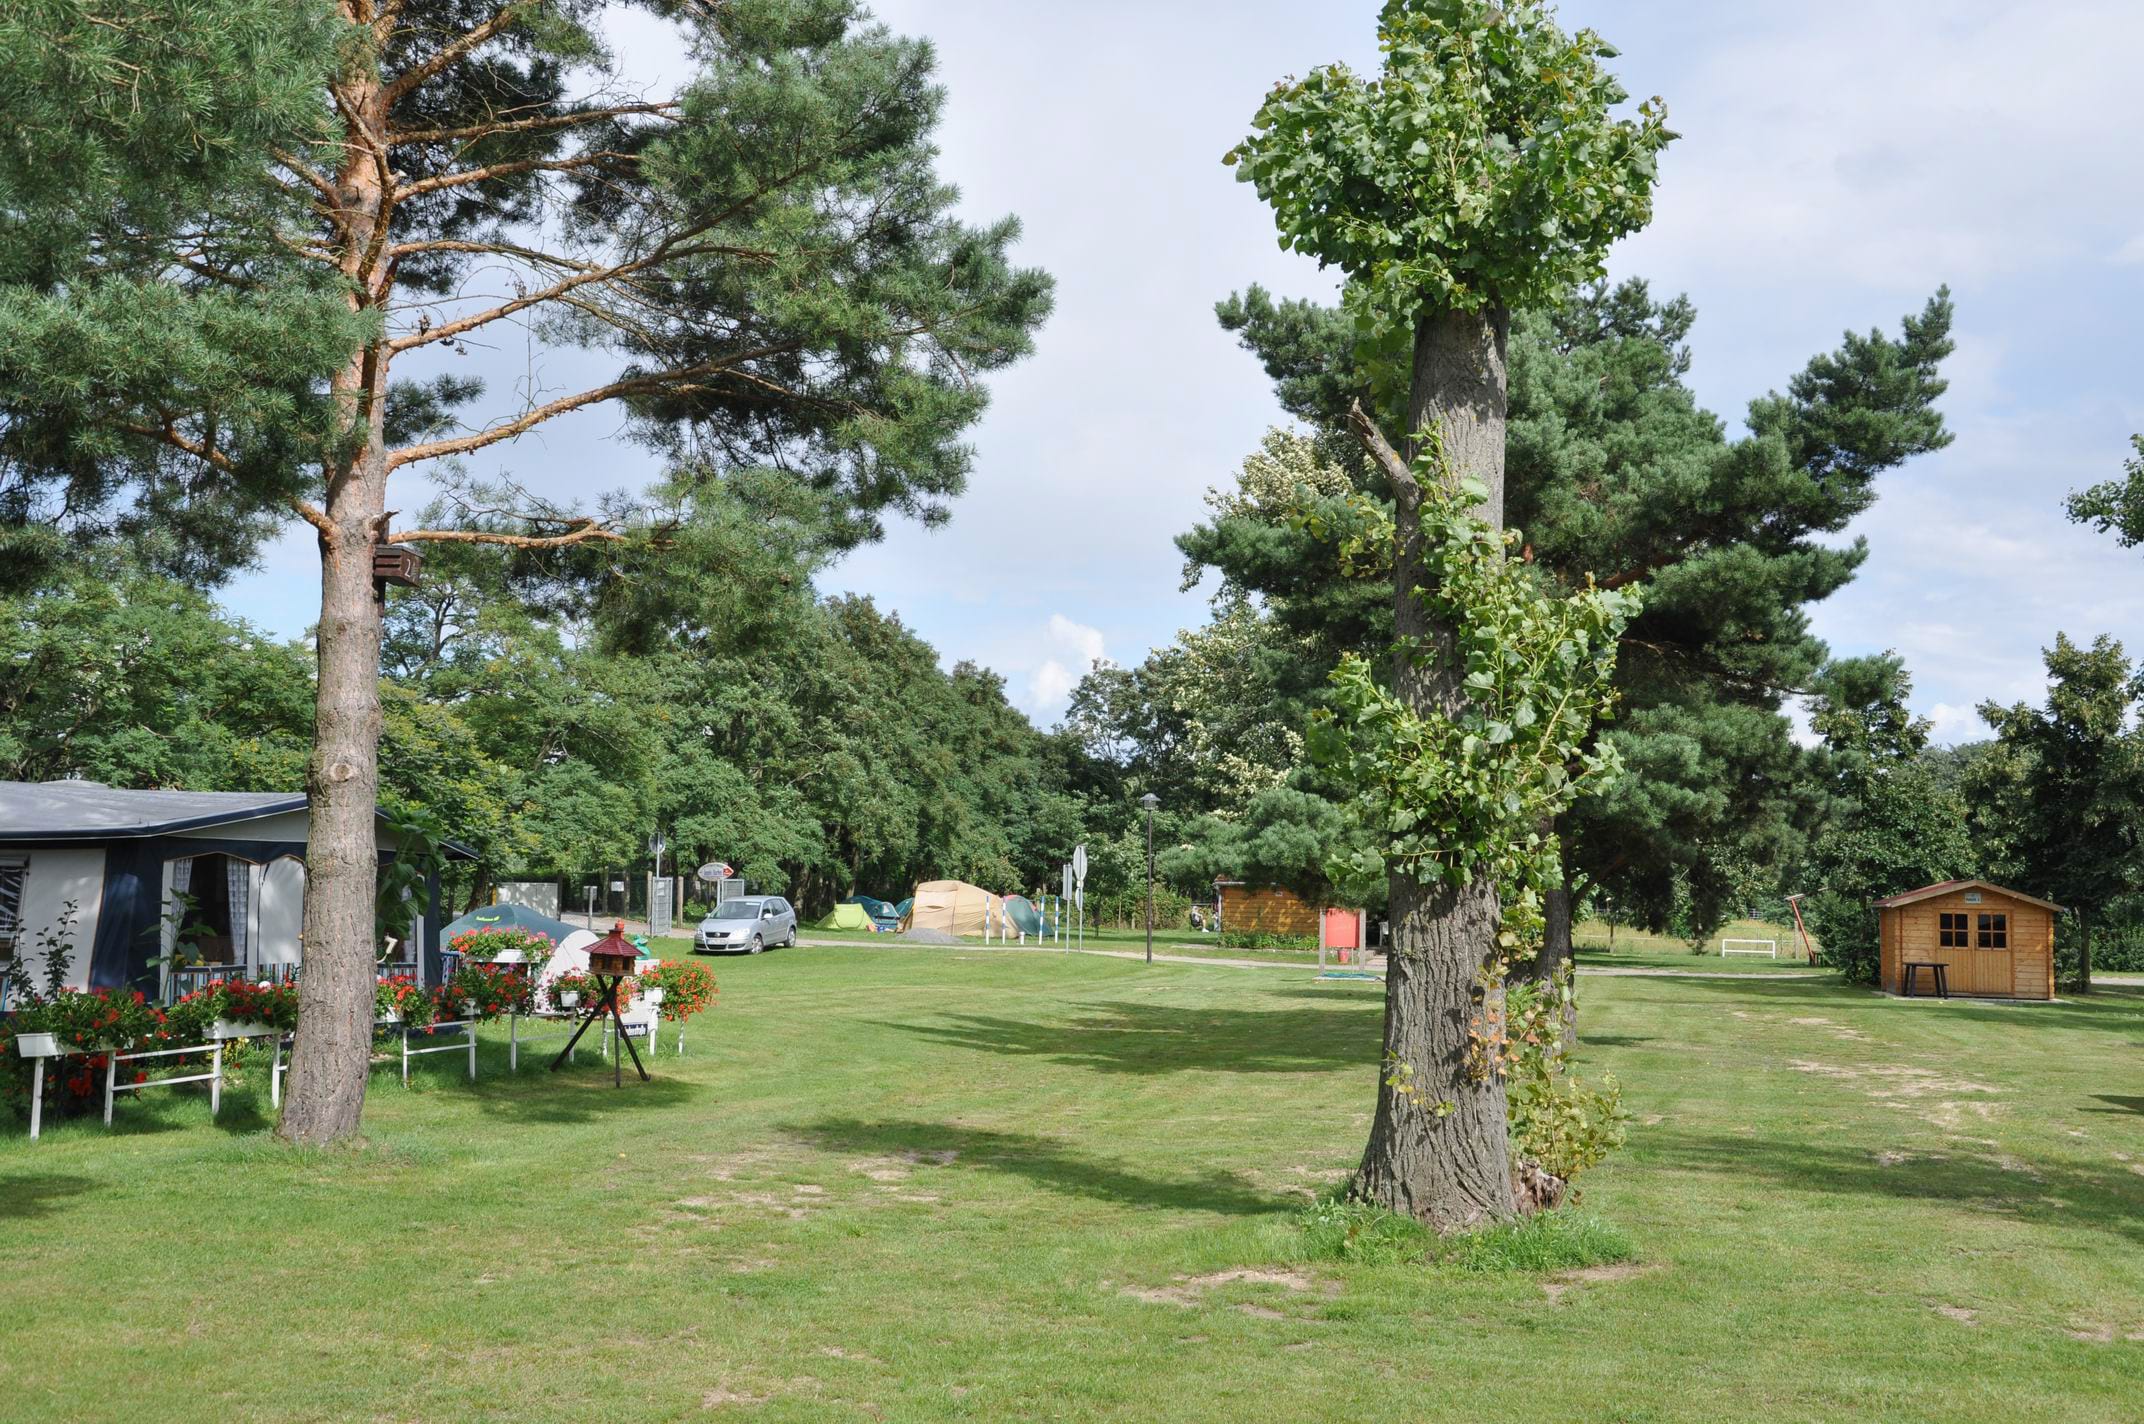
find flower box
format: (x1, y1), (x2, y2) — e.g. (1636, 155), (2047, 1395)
(211, 1018), (280, 1040)
(14, 1032), (61, 1058)
(559, 991), (580, 1009)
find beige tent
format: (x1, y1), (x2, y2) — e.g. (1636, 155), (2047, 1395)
(902, 879), (1003, 936)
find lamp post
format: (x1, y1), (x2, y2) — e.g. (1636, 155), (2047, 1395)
(1139, 792), (1159, 964)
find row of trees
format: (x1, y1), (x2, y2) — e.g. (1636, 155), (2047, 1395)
(0, 531), (1084, 914)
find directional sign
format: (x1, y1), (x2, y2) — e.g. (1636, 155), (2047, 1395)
(696, 861), (733, 884)
(1062, 863), (1073, 902)
(1072, 844), (1087, 886)
(650, 832), (666, 859)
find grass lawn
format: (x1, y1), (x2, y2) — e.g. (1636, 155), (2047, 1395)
(3, 947), (2140, 1422)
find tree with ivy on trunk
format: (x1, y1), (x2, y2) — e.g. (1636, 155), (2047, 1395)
(1, 0), (1050, 1145)
(1227, 0), (1669, 1227)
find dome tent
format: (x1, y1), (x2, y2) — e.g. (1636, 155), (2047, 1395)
(815, 902), (875, 932)
(901, 880), (1003, 937)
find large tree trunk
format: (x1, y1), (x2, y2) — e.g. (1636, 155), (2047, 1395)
(277, 59), (393, 1147)
(1349, 304), (1514, 1231)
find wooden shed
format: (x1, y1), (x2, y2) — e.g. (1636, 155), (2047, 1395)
(1213, 880), (1320, 938)
(1873, 879), (2062, 1000)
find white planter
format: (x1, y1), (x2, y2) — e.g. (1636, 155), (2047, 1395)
(14, 1032), (61, 1058)
(559, 991), (580, 1009)
(644, 988), (665, 1007)
(211, 1019), (278, 1040)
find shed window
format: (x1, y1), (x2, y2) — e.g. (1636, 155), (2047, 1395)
(1937, 912), (1969, 948)
(1977, 913), (2008, 950)
(0, 856), (25, 956)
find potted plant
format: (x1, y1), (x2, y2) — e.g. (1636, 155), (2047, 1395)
(40, 988), (156, 1053)
(448, 925), (556, 968)
(213, 980), (298, 1037)
(8, 1002), (61, 1060)
(375, 975), (436, 1028)
(641, 960), (717, 1023)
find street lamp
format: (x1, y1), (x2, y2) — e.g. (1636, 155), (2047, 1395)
(1139, 792), (1160, 964)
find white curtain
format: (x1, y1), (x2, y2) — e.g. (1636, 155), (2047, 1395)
(227, 858), (252, 972)
(257, 858), (305, 968)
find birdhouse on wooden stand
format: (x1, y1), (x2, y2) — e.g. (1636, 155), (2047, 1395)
(588, 922), (637, 978)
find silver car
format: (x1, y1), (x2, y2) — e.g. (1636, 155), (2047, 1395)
(692, 895), (797, 954)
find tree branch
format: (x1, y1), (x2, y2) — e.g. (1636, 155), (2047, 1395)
(388, 518), (623, 549)
(390, 101), (678, 148)
(395, 149), (632, 201)
(381, 2), (535, 106)
(1349, 398), (1418, 502)
(384, 340), (803, 471)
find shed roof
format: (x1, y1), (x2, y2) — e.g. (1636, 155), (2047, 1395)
(1872, 879), (2064, 913)
(0, 781), (306, 842)
(0, 781), (475, 858)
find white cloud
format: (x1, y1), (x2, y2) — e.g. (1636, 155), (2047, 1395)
(1024, 614), (1108, 718)
(1925, 702), (1981, 745)
(2115, 234), (2144, 267)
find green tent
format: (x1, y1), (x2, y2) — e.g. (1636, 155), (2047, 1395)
(815, 903), (875, 932)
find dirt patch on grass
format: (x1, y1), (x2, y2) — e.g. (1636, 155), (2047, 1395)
(1788, 1060), (2006, 1129)
(1119, 1267), (1325, 1310)
(846, 1149), (961, 1183)
(1933, 1304), (1978, 1325)
(1540, 1262), (1652, 1304)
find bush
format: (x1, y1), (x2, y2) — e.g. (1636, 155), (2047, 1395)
(1215, 930), (1317, 952)
(1509, 1067), (1630, 1187)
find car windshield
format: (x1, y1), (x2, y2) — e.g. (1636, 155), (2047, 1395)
(711, 902), (760, 920)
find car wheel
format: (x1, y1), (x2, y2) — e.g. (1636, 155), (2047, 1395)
(748, 935), (764, 954)
(783, 925), (797, 948)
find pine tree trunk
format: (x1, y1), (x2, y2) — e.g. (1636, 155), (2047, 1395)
(276, 60), (393, 1147)
(1533, 835), (1577, 1051)
(1349, 304), (1514, 1230)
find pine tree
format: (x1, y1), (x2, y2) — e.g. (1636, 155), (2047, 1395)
(1200, 278), (1955, 984)
(0, 0), (1051, 1144)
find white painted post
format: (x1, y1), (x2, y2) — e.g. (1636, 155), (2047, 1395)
(103, 1053), (117, 1126)
(210, 1043), (222, 1118)
(29, 1057), (43, 1141)
(401, 1029), (410, 1086)
(466, 1023), (476, 1081)
(509, 1011), (519, 1072)
(271, 1035), (283, 1108)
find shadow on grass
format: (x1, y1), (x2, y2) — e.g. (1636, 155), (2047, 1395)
(1649, 975), (2144, 1029)
(790, 1117), (1285, 1216)
(887, 998), (1382, 1075)
(2085, 1095), (2144, 1117)
(0, 1172), (97, 1218)
(1643, 1127), (2144, 1245)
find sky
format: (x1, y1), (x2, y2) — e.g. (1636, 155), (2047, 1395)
(216, 1), (2144, 742)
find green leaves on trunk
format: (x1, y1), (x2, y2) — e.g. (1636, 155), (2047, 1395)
(1304, 436), (1638, 921)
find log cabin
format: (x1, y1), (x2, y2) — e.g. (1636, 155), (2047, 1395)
(1873, 879), (2061, 1000)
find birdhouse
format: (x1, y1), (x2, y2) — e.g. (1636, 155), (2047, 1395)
(587, 922), (637, 978)
(372, 542), (425, 588)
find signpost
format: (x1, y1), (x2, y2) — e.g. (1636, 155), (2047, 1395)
(1071, 844), (1087, 951)
(649, 833), (671, 936)
(1061, 863), (1073, 949)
